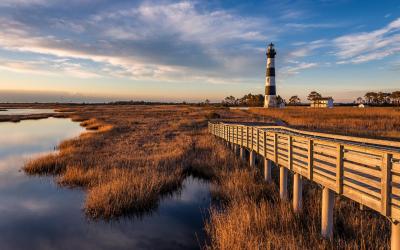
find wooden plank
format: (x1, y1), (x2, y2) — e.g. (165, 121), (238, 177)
(343, 161), (381, 178)
(313, 173), (336, 190)
(392, 185), (400, 197)
(343, 171), (381, 189)
(343, 185), (381, 212)
(313, 168), (336, 182)
(381, 153), (392, 216)
(343, 179), (380, 199)
(292, 148), (308, 159)
(314, 161), (336, 175)
(308, 139), (314, 180)
(292, 141), (308, 150)
(314, 152), (337, 165)
(336, 145), (344, 194)
(314, 144), (337, 157)
(344, 150), (382, 168)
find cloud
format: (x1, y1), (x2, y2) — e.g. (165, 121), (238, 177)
(281, 62), (318, 77)
(286, 23), (340, 29)
(333, 17), (400, 64)
(0, 1), (273, 84)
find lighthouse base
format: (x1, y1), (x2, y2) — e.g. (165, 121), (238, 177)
(264, 95), (277, 108)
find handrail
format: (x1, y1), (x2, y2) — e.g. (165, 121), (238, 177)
(208, 121), (400, 222)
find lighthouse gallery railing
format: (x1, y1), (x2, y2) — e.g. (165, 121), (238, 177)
(208, 121), (400, 222)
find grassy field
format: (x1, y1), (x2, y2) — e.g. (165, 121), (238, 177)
(5, 105), (398, 248)
(248, 106), (400, 140)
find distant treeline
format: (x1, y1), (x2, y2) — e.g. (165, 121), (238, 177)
(356, 91), (400, 106)
(221, 93), (285, 107)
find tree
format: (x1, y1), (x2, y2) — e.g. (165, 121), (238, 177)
(238, 93), (264, 107)
(288, 95), (301, 105)
(276, 95), (286, 106)
(222, 96), (237, 106)
(364, 92), (378, 104)
(205, 99), (210, 105)
(356, 97), (363, 104)
(307, 91), (322, 102)
(390, 91), (400, 106)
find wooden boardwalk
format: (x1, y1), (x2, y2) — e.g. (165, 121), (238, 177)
(209, 121), (400, 248)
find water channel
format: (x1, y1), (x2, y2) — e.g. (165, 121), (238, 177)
(0, 109), (210, 249)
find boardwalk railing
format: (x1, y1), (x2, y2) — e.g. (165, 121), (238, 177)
(209, 121), (400, 248)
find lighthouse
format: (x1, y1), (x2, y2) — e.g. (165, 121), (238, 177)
(264, 43), (277, 108)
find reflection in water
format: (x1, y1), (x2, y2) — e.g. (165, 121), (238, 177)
(0, 108), (55, 116)
(0, 118), (210, 250)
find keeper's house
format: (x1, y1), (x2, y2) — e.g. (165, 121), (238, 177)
(310, 97), (334, 108)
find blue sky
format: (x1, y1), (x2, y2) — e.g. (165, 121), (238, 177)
(0, 0), (399, 102)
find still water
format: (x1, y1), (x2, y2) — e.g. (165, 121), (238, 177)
(0, 108), (55, 115)
(0, 117), (210, 250)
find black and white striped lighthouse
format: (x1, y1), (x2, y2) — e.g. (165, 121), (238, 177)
(264, 43), (277, 108)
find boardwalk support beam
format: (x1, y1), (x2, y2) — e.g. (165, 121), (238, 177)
(392, 221), (400, 250)
(280, 166), (288, 200)
(264, 158), (272, 182)
(321, 187), (334, 239)
(249, 150), (256, 167)
(293, 173), (302, 213)
(240, 146), (246, 161)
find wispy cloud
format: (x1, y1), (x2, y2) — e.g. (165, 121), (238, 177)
(286, 23), (341, 29)
(333, 17), (400, 64)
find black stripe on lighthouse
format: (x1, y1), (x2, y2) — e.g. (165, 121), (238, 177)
(266, 68), (275, 77)
(265, 86), (276, 95)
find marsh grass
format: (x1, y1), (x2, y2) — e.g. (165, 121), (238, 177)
(16, 104), (395, 248)
(248, 107), (400, 140)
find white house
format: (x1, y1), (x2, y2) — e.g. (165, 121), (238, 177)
(310, 97), (334, 108)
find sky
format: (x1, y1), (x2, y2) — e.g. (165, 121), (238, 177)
(0, 0), (399, 103)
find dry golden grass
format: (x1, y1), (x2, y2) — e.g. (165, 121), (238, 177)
(13, 104), (397, 248)
(23, 105), (221, 219)
(248, 106), (400, 139)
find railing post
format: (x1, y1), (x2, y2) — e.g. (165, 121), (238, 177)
(392, 221), (400, 250)
(382, 153), (393, 217)
(321, 187), (334, 239)
(336, 145), (344, 194)
(288, 136), (293, 171)
(274, 133), (278, 163)
(280, 166), (288, 200)
(240, 127), (243, 146)
(256, 128), (260, 154)
(293, 173), (302, 213)
(308, 139), (314, 180)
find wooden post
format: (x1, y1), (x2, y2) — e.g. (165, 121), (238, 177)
(280, 166), (288, 200)
(240, 127), (243, 146)
(240, 146), (246, 161)
(382, 153), (393, 217)
(274, 133), (278, 163)
(234, 144), (240, 156)
(251, 127), (254, 150)
(250, 150), (256, 167)
(264, 158), (272, 182)
(293, 173), (302, 213)
(288, 136), (293, 171)
(392, 221), (400, 250)
(308, 139), (314, 180)
(321, 187), (334, 239)
(263, 131), (267, 158)
(336, 145), (344, 194)
(256, 128), (260, 154)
